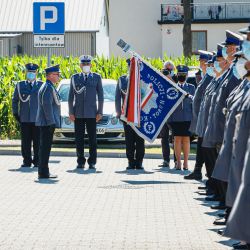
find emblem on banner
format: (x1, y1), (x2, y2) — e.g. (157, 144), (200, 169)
(166, 87), (179, 100)
(144, 121), (156, 134)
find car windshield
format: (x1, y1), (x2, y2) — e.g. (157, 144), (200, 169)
(58, 82), (116, 102)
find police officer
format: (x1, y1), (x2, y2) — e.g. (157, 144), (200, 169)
(115, 59), (145, 170)
(158, 60), (177, 168)
(36, 65), (61, 179)
(185, 50), (213, 180)
(168, 65), (195, 170)
(12, 63), (43, 168)
(68, 55), (104, 170)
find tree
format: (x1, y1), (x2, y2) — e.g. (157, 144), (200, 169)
(182, 0), (192, 57)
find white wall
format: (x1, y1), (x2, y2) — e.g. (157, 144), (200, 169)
(162, 23), (249, 57)
(96, 0), (110, 57)
(109, 0), (165, 58)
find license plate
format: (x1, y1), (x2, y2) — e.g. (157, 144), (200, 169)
(96, 128), (106, 134)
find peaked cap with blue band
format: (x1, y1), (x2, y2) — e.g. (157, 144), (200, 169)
(25, 63), (39, 71)
(216, 44), (224, 58)
(239, 24), (250, 34)
(45, 64), (60, 74)
(197, 50), (213, 61)
(79, 55), (92, 64)
(206, 55), (217, 64)
(222, 30), (243, 46)
(176, 65), (189, 74)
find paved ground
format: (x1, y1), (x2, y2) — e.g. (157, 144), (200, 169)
(0, 155), (236, 250)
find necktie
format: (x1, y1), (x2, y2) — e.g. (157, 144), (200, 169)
(84, 74), (88, 81)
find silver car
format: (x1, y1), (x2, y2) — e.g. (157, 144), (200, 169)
(53, 79), (124, 141)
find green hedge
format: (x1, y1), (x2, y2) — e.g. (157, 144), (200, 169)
(0, 55), (199, 139)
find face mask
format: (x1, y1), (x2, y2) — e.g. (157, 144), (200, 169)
(26, 72), (36, 81)
(242, 40), (250, 61)
(82, 65), (90, 74)
(235, 58), (247, 79)
(206, 67), (215, 77)
(222, 47), (228, 60)
(177, 75), (186, 82)
(214, 61), (222, 73)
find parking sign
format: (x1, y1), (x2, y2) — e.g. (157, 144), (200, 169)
(33, 2), (65, 34)
(33, 2), (65, 48)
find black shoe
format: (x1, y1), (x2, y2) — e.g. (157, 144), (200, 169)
(89, 164), (96, 170)
(21, 164), (31, 168)
(233, 243), (249, 249)
(184, 171), (202, 180)
(136, 163), (144, 170)
(126, 165), (135, 170)
(158, 161), (170, 168)
(210, 203), (227, 210)
(197, 190), (214, 196)
(76, 164), (84, 169)
(217, 229), (224, 235)
(198, 186), (207, 190)
(213, 218), (227, 226)
(38, 174), (58, 179)
(205, 195), (221, 202)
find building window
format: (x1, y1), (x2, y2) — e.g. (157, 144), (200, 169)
(192, 31), (207, 52)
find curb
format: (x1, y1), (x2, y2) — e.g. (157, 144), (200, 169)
(0, 149), (196, 160)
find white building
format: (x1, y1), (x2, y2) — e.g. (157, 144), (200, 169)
(0, 0), (109, 57)
(109, 0), (250, 58)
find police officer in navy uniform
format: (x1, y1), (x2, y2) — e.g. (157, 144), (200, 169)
(115, 59), (145, 170)
(168, 65), (195, 171)
(185, 50), (213, 180)
(68, 55), (104, 170)
(36, 65), (61, 179)
(158, 60), (177, 168)
(12, 63), (43, 168)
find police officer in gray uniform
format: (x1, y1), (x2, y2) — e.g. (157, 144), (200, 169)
(12, 63), (43, 168)
(36, 65), (61, 179)
(68, 55), (104, 170)
(197, 45), (229, 199)
(115, 59), (145, 170)
(223, 24), (250, 250)
(185, 50), (213, 180)
(209, 31), (243, 147)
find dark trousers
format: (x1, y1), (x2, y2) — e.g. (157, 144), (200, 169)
(20, 122), (40, 166)
(75, 118), (97, 165)
(38, 126), (55, 177)
(193, 137), (205, 174)
(124, 123), (145, 165)
(202, 146), (220, 196)
(160, 124), (170, 162)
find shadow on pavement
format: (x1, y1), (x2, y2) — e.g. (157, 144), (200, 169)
(66, 169), (103, 175)
(8, 167), (37, 173)
(34, 179), (59, 184)
(122, 180), (183, 185)
(115, 170), (154, 175)
(49, 160), (61, 164)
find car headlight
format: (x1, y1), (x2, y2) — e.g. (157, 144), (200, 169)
(111, 116), (118, 125)
(64, 117), (72, 125)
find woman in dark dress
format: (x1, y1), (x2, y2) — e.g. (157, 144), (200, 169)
(168, 65), (195, 170)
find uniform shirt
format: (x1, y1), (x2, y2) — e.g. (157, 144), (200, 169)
(115, 75), (128, 116)
(35, 80), (61, 127)
(68, 72), (104, 118)
(168, 82), (195, 122)
(12, 80), (43, 123)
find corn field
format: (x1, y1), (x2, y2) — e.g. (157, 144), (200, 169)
(0, 55), (199, 139)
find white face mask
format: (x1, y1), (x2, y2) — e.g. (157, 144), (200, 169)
(82, 65), (90, 74)
(235, 58), (248, 79)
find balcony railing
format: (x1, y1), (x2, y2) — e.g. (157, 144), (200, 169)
(160, 2), (250, 22)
